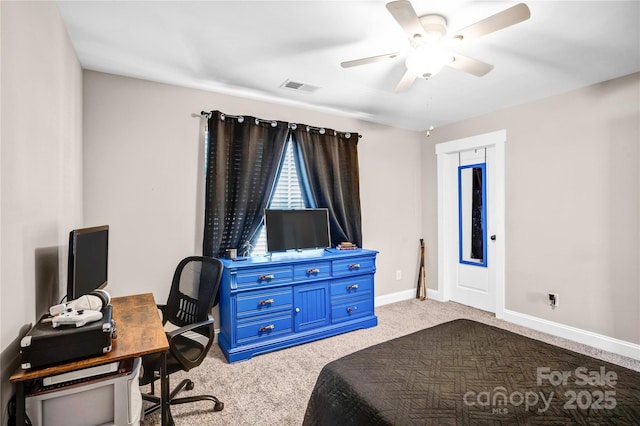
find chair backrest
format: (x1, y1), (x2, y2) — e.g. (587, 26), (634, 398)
(164, 256), (223, 328)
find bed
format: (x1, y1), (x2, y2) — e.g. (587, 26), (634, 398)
(303, 319), (640, 425)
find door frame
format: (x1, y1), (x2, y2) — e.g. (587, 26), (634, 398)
(435, 130), (506, 318)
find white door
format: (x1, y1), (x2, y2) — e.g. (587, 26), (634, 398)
(453, 148), (495, 311)
(436, 131), (505, 315)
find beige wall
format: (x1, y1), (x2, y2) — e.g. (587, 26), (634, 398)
(422, 73), (640, 344)
(82, 71), (424, 309)
(0, 0), (83, 421)
(83, 70), (640, 347)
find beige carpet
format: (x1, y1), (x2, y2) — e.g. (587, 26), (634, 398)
(140, 298), (640, 425)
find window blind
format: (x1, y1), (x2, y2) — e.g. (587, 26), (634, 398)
(252, 138), (305, 255)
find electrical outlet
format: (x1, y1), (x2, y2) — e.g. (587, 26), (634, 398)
(548, 293), (559, 308)
(395, 270), (402, 280)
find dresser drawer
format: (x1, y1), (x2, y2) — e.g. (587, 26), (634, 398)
(236, 289), (292, 318)
(330, 275), (373, 299)
(236, 312), (293, 344)
(294, 261), (331, 282)
(235, 266), (293, 288)
(331, 297), (374, 324)
(332, 257), (375, 277)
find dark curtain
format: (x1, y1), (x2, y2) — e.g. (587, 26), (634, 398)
(203, 112), (289, 258)
(470, 167), (484, 260)
(291, 128), (362, 247)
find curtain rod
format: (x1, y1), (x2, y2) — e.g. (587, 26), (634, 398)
(199, 111), (362, 139)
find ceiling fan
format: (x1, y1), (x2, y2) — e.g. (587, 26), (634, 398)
(341, 1), (531, 91)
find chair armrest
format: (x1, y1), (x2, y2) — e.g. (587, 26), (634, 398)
(156, 304), (168, 325)
(166, 319), (215, 371)
(165, 318), (214, 341)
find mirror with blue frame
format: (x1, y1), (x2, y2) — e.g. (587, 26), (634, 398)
(458, 163), (487, 267)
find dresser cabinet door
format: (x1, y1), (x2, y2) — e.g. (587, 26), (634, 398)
(293, 281), (330, 332)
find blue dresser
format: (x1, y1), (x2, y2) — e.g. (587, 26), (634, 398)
(218, 248), (378, 362)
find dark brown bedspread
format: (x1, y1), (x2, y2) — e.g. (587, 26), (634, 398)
(303, 319), (640, 425)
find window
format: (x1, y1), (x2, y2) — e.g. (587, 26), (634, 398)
(250, 138), (306, 255)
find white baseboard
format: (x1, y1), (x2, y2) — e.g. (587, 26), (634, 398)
(374, 288), (440, 307)
(425, 288), (444, 302)
(374, 290), (639, 361)
(375, 289), (414, 306)
(502, 308), (640, 361)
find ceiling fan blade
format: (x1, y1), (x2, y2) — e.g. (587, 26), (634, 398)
(448, 54), (494, 76)
(386, 0), (425, 41)
(395, 69), (417, 92)
(341, 52), (401, 68)
(452, 3), (531, 42)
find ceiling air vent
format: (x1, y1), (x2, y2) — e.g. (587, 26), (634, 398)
(280, 79), (320, 94)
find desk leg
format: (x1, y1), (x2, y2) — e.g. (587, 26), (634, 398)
(160, 351), (173, 426)
(16, 382), (25, 425)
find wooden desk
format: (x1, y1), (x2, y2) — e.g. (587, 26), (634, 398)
(10, 293), (171, 425)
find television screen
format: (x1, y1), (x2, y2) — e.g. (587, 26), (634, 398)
(265, 209), (331, 253)
(67, 225), (109, 300)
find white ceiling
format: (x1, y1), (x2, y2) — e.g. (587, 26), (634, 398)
(56, 1), (640, 131)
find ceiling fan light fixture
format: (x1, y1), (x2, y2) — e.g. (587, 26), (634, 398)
(342, 1), (529, 90)
(418, 14), (447, 44)
(405, 45), (453, 79)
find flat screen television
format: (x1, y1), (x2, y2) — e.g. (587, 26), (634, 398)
(265, 209), (331, 253)
(67, 225), (109, 301)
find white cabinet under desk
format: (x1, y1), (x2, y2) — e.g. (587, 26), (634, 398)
(218, 248), (378, 363)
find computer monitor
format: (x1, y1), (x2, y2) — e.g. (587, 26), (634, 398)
(67, 225), (109, 301)
(264, 209), (331, 253)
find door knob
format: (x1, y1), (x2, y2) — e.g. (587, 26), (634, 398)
(490, 235), (496, 241)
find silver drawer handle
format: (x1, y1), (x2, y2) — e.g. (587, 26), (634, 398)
(346, 284), (359, 291)
(259, 298), (274, 305)
(307, 268), (320, 274)
(347, 306), (358, 313)
(259, 324), (275, 332)
(259, 274), (275, 281)
(348, 263), (360, 269)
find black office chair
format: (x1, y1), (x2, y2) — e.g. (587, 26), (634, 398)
(139, 256), (224, 417)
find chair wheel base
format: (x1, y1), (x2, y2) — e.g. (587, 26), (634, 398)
(214, 401), (224, 411)
(185, 380), (194, 391)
